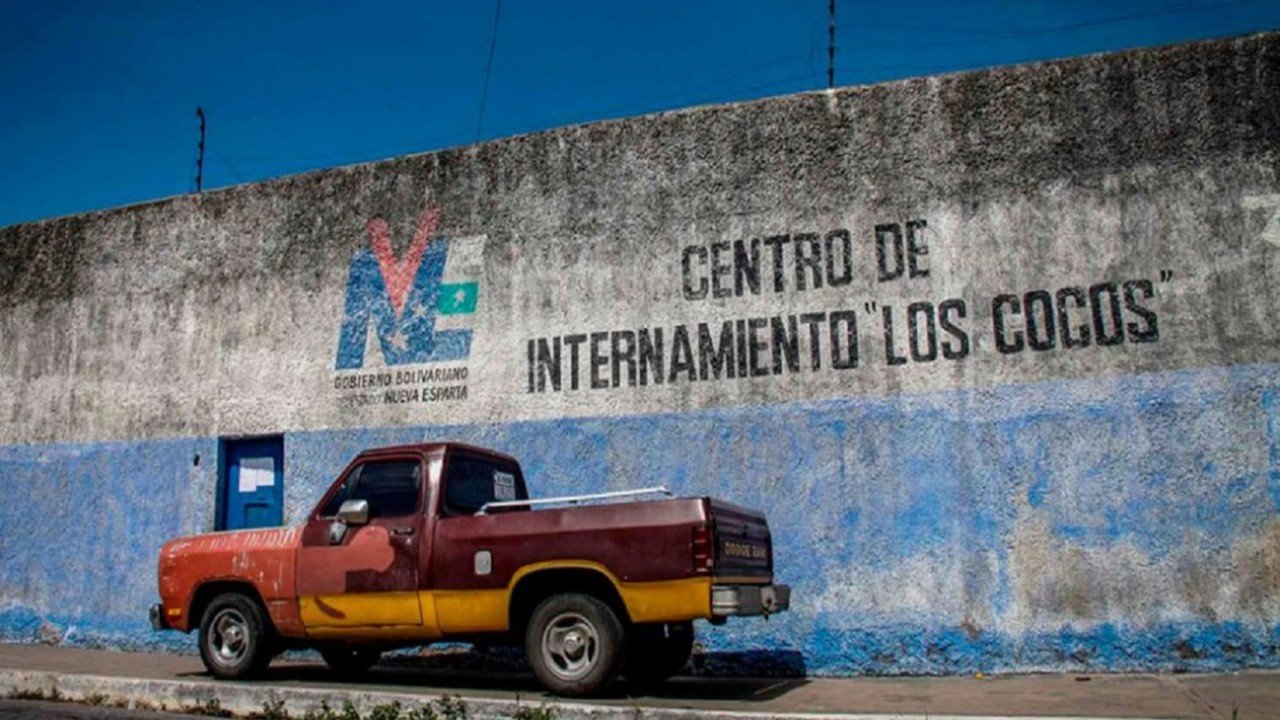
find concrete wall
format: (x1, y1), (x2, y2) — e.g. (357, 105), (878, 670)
(2, 32), (1279, 674)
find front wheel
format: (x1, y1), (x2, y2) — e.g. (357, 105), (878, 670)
(198, 593), (273, 679)
(525, 593), (625, 697)
(623, 621), (694, 685)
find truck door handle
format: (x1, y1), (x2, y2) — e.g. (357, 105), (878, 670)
(390, 526), (415, 536)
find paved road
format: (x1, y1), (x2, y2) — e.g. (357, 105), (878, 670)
(1, 644), (1278, 718)
(0, 699), (191, 719)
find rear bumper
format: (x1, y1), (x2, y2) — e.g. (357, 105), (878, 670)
(711, 584), (791, 617)
(149, 604), (170, 631)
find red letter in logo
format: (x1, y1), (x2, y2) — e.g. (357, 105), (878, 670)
(367, 209), (440, 316)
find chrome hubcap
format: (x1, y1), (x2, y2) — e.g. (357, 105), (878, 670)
(209, 608), (250, 667)
(541, 612), (599, 681)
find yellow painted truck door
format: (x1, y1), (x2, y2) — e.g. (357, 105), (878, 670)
(295, 456), (434, 639)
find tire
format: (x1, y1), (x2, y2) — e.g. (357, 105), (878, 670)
(319, 647), (382, 675)
(198, 592), (274, 680)
(623, 621), (694, 686)
(524, 593), (625, 697)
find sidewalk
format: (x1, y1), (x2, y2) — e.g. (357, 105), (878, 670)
(0, 644), (1275, 719)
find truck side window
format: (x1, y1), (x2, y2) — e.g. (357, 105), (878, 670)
(319, 465), (362, 518)
(444, 456), (527, 516)
(321, 460), (421, 519)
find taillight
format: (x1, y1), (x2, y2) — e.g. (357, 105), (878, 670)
(692, 523), (713, 573)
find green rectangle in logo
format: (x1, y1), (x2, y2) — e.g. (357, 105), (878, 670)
(437, 282), (479, 315)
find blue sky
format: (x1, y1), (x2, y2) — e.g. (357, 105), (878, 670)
(1, 0), (1277, 228)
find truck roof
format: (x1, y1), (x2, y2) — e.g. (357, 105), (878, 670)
(353, 441), (519, 465)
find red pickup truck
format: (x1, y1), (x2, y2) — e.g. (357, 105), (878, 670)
(152, 442), (790, 695)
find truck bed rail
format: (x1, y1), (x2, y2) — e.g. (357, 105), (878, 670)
(475, 486), (674, 515)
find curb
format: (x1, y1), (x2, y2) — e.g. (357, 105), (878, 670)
(0, 669), (1180, 720)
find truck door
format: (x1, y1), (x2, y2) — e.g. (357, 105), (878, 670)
(430, 453), (528, 634)
(295, 455), (432, 637)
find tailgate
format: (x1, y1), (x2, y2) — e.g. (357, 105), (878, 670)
(707, 498), (773, 581)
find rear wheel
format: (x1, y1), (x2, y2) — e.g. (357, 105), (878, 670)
(623, 621), (694, 685)
(525, 593), (624, 697)
(198, 593), (273, 679)
(319, 647), (382, 675)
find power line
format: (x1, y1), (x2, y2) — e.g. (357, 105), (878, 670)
(475, 0), (504, 143)
(212, 146), (245, 185)
(806, 11), (824, 81)
(213, 0), (1271, 175)
(225, 51), (818, 167)
(501, 52), (819, 134)
(836, 61), (965, 77)
(845, 0), (1264, 39)
(604, 51), (814, 116)
(224, 64), (822, 170)
(484, 71), (819, 139)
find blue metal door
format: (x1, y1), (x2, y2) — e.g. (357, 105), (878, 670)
(222, 436), (284, 530)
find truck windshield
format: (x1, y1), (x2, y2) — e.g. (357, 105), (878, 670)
(444, 456), (527, 515)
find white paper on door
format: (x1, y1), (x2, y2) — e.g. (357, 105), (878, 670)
(238, 456), (276, 493)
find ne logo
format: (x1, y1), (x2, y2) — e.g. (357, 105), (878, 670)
(334, 209), (479, 370)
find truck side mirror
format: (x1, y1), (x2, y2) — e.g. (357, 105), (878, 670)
(328, 499), (370, 545)
(337, 499), (370, 525)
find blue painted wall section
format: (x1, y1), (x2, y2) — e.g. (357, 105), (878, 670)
(2, 363), (1277, 674)
(0, 437), (217, 652)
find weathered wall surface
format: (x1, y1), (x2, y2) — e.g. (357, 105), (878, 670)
(2, 32), (1279, 673)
